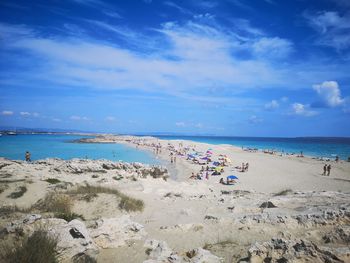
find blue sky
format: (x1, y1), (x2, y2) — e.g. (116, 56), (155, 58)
(0, 0), (350, 136)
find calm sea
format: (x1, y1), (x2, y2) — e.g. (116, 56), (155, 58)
(0, 134), (160, 164)
(154, 135), (350, 160)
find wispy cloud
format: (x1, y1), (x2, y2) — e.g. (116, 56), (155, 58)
(264, 100), (279, 110)
(249, 115), (263, 124)
(1, 110), (14, 116)
(70, 115), (89, 121)
(163, 1), (193, 16)
(20, 111), (31, 117)
(291, 103), (317, 117)
(175, 121), (186, 127)
(105, 116), (116, 122)
(303, 11), (350, 50)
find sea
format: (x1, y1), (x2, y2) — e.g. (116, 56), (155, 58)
(0, 134), (160, 164)
(0, 134), (350, 162)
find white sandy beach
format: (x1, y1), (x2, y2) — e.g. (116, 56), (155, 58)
(0, 135), (349, 263)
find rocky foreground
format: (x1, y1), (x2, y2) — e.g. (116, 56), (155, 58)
(0, 157), (349, 263)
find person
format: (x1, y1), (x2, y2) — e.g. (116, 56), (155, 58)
(327, 164), (331, 176)
(189, 172), (196, 179)
(241, 163), (245, 172)
(335, 156), (339, 162)
(25, 151), (31, 162)
(245, 162), (249, 171)
(205, 171), (209, 180)
(219, 178), (225, 184)
(323, 164), (327, 176)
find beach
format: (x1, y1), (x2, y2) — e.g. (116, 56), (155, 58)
(0, 135), (349, 263)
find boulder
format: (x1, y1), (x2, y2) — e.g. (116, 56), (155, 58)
(47, 219), (99, 262)
(89, 216), (146, 248)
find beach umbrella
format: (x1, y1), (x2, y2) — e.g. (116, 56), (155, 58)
(201, 157), (209, 160)
(212, 161), (220, 166)
(227, 175), (238, 180)
(215, 166), (223, 172)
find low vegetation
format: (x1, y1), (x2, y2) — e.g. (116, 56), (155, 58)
(67, 185), (144, 212)
(0, 230), (58, 263)
(273, 189), (293, 196)
(44, 178), (61, 184)
(7, 186), (27, 199)
(37, 193), (83, 221)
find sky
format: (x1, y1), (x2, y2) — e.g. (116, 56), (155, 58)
(0, 0), (350, 137)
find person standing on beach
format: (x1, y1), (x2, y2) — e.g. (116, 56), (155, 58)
(327, 164), (331, 176)
(323, 164), (327, 176)
(25, 151), (31, 162)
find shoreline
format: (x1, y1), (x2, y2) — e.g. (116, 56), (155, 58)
(75, 135), (350, 194)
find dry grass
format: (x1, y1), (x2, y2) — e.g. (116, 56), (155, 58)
(7, 186), (27, 199)
(35, 193), (83, 221)
(66, 185), (144, 212)
(0, 230), (58, 263)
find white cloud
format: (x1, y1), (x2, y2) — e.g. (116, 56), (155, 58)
(304, 11), (350, 50)
(252, 37), (293, 58)
(1, 20), (348, 100)
(249, 115), (263, 124)
(291, 103), (317, 117)
(105, 116), (116, 122)
(175, 122), (186, 127)
(70, 115), (89, 121)
(1, 110), (14, 116)
(264, 100), (279, 110)
(312, 81), (344, 107)
(20, 111), (31, 116)
(52, 118), (62, 122)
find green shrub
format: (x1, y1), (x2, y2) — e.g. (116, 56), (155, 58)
(44, 178), (61, 184)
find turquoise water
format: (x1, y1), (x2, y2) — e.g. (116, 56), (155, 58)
(154, 135), (350, 160)
(0, 134), (160, 164)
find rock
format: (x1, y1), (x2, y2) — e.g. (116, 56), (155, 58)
(47, 219), (99, 262)
(4, 215), (98, 262)
(144, 239), (181, 263)
(186, 248), (221, 263)
(204, 215), (218, 220)
(143, 240), (221, 263)
(248, 238), (344, 263)
(323, 226), (350, 244)
(89, 216), (146, 249)
(5, 214), (42, 234)
(259, 201), (277, 208)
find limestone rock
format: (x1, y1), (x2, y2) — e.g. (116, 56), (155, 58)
(248, 238), (344, 263)
(46, 219), (99, 262)
(89, 216), (146, 248)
